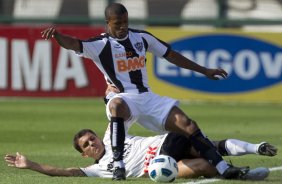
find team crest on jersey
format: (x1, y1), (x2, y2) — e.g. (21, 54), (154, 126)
(134, 42), (143, 52)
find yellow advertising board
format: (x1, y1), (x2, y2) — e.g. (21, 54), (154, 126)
(146, 27), (282, 103)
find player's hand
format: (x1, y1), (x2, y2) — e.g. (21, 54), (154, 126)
(105, 84), (120, 96)
(4, 152), (29, 169)
(41, 27), (57, 40)
(204, 68), (228, 80)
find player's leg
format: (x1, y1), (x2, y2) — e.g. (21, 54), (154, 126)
(177, 158), (217, 178)
(163, 134), (270, 180)
(213, 139), (277, 156)
(107, 97), (130, 180)
(164, 106), (249, 179)
(159, 133), (217, 178)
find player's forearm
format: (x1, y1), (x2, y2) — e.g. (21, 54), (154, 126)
(28, 161), (85, 177)
(53, 32), (80, 52)
(166, 50), (207, 75)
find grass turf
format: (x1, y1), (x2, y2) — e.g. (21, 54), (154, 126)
(0, 98), (281, 184)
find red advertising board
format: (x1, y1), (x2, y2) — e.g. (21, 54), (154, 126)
(0, 25), (107, 97)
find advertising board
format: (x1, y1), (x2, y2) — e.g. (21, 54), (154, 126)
(0, 26), (106, 97)
(147, 28), (282, 103)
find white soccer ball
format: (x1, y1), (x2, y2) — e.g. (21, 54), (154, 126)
(148, 155), (178, 183)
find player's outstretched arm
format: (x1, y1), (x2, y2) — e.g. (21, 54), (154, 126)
(165, 50), (228, 80)
(41, 27), (81, 52)
(4, 152), (86, 177)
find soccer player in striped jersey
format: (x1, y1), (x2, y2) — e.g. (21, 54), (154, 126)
(41, 3), (249, 180)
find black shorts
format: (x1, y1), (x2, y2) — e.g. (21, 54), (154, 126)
(159, 133), (194, 162)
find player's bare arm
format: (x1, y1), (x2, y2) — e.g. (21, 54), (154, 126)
(41, 27), (81, 52)
(165, 50), (228, 80)
(5, 152), (86, 177)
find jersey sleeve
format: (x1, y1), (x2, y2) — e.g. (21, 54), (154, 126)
(75, 38), (107, 60)
(141, 31), (171, 58)
(80, 165), (100, 177)
(75, 41), (97, 59)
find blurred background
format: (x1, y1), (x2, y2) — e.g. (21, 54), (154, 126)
(0, 0), (282, 102)
(1, 0), (282, 29)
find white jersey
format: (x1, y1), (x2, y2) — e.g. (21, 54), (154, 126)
(77, 28), (170, 93)
(80, 126), (167, 178)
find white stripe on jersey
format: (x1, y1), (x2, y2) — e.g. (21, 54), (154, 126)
(80, 126), (167, 178)
(77, 28), (170, 93)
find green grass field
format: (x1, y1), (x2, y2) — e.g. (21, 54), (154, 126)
(0, 98), (281, 184)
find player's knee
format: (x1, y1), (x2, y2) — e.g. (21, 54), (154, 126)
(109, 98), (130, 118)
(109, 98), (124, 112)
(176, 115), (198, 133)
(188, 119), (198, 129)
(175, 114), (194, 126)
(182, 117), (199, 133)
(175, 114), (189, 125)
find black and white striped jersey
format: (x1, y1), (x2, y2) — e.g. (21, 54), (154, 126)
(78, 28), (171, 93)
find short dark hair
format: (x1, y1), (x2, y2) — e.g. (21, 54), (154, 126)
(73, 129), (96, 153)
(105, 3), (128, 20)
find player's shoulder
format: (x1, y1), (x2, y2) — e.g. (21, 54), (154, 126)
(82, 33), (109, 42)
(129, 28), (153, 36)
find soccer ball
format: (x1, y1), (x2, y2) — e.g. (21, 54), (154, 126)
(148, 155), (178, 183)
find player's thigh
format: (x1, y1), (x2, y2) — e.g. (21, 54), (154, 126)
(165, 106), (199, 135)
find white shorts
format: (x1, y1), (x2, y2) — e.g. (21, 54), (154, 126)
(106, 91), (179, 134)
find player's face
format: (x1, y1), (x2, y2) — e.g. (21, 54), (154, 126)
(107, 12), (128, 39)
(78, 132), (105, 160)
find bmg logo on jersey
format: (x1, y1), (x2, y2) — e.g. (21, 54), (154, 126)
(116, 55), (145, 72)
(154, 34), (282, 93)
